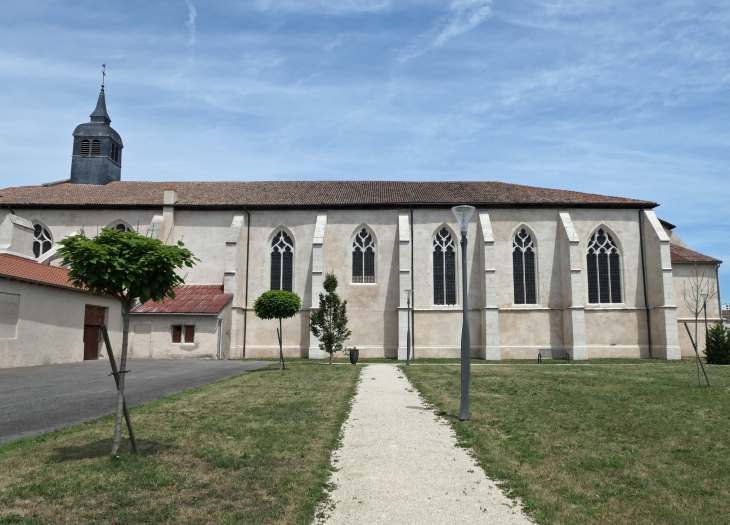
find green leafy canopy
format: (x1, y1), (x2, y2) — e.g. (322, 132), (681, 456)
(57, 229), (199, 305)
(253, 290), (302, 320)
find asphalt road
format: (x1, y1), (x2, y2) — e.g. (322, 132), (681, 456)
(0, 359), (273, 445)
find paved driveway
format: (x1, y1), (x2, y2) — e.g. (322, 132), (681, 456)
(0, 359), (273, 445)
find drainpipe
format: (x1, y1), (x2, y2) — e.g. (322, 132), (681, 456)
(242, 208), (251, 358)
(716, 264), (722, 326)
(216, 316), (223, 360)
(410, 206), (415, 358)
(638, 208), (653, 359)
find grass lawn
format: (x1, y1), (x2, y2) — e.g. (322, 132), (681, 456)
(0, 362), (360, 525)
(402, 359), (730, 525)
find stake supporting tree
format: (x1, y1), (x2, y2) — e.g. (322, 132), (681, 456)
(253, 290), (302, 370)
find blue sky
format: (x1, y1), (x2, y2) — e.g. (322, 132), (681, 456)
(1, 0), (728, 299)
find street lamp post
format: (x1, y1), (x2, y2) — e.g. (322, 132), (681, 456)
(452, 205), (475, 422)
(405, 289), (413, 366)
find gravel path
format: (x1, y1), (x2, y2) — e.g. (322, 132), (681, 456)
(317, 364), (533, 524)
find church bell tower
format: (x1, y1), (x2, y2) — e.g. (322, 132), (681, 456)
(70, 71), (123, 185)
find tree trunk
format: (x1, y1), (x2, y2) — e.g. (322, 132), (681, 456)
(278, 317), (285, 371)
(111, 300), (131, 456)
(329, 349), (332, 365)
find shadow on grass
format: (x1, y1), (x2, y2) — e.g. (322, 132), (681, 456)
(51, 439), (172, 461)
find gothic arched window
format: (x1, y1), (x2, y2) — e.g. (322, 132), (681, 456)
(433, 227), (457, 305)
(108, 222), (131, 232)
(513, 228), (537, 304)
(270, 230), (294, 292)
(80, 140), (90, 156)
(587, 228), (622, 304)
(352, 227), (376, 283)
(33, 224), (53, 258)
(91, 140), (101, 156)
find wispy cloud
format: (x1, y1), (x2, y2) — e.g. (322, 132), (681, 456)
(398, 0), (494, 62)
(254, 0), (391, 14)
(185, 0), (197, 46)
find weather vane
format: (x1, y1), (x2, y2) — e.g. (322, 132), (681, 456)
(101, 64), (106, 90)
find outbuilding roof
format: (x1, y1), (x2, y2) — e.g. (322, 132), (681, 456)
(131, 285), (232, 315)
(670, 243), (721, 264)
(0, 254), (83, 291)
(0, 180), (657, 209)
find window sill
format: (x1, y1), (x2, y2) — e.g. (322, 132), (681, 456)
(350, 283), (377, 286)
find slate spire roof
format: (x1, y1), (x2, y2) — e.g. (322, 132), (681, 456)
(89, 87), (111, 124)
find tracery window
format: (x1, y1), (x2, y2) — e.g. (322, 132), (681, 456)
(33, 224), (53, 258)
(513, 228), (537, 304)
(587, 228), (622, 304)
(433, 227), (457, 305)
(352, 227), (375, 283)
(270, 230), (294, 292)
(111, 223), (131, 232)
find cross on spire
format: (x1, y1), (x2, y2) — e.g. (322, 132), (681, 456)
(101, 64), (106, 90)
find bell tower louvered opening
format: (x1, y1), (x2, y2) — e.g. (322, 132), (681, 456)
(80, 140), (90, 156)
(91, 140), (101, 156)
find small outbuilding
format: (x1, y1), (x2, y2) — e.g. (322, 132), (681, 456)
(130, 285), (233, 360)
(0, 253), (122, 369)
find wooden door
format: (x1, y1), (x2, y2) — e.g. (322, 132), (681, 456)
(83, 305), (107, 360)
(83, 325), (101, 360)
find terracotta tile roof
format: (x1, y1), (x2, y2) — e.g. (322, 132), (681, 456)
(670, 243), (721, 264)
(0, 181), (657, 208)
(0, 253), (83, 291)
(131, 285), (232, 315)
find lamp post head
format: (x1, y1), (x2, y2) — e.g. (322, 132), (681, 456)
(451, 205), (475, 235)
(701, 293), (708, 304)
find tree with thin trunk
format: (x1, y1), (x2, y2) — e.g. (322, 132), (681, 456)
(682, 265), (717, 385)
(253, 290), (302, 371)
(58, 229), (197, 456)
(310, 272), (352, 365)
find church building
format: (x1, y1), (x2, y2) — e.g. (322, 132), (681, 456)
(0, 87), (723, 367)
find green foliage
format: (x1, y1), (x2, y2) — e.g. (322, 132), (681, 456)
(703, 321), (730, 365)
(57, 229), (198, 306)
(310, 272), (352, 364)
(253, 290), (302, 321)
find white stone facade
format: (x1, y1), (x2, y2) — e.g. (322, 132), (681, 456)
(3, 195), (721, 362)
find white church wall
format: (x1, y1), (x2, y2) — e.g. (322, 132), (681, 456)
(243, 210), (318, 358)
(672, 263), (721, 357)
(172, 210), (234, 285)
(324, 209), (400, 358)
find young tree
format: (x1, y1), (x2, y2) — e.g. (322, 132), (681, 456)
(58, 229), (197, 456)
(682, 265), (717, 385)
(310, 272), (352, 365)
(704, 321), (730, 365)
(253, 290), (302, 371)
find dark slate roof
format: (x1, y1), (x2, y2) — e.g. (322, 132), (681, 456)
(0, 254), (84, 291)
(670, 243), (721, 264)
(131, 285), (232, 315)
(0, 181), (657, 209)
(89, 87), (111, 123)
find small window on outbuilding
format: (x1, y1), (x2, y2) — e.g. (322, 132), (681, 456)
(172, 324), (195, 343)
